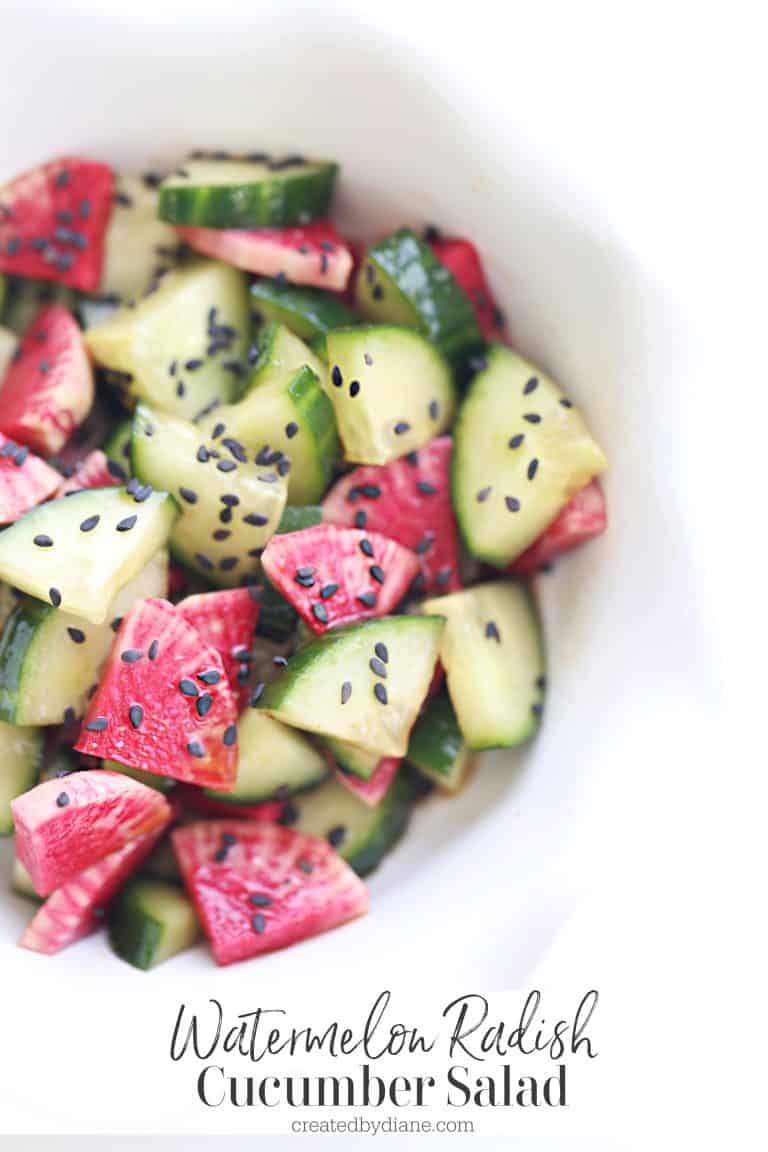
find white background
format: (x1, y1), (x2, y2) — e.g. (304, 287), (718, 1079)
(1, 0), (766, 1146)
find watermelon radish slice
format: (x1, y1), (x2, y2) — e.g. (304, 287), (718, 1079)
(507, 478), (607, 575)
(11, 769), (171, 897)
(75, 598), (239, 791)
(322, 437), (461, 594)
(177, 221), (353, 292)
(55, 449), (121, 496)
(19, 822), (168, 955)
(0, 305), (94, 456)
(261, 524), (419, 636)
(172, 820), (368, 964)
(336, 758), (400, 808)
(0, 433), (61, 523)
(175, 784), (285, 823)
(429, 235), (506, 342)
(177, 588), (261, 707)
(0, 156), (114, 291)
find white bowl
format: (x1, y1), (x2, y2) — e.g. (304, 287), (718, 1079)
(0, 2), (742, 1136)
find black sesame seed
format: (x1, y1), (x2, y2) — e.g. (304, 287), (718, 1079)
(121, 648), (143, 663)
(523, 376), (539, 395)
(196, 445), (210, 462)
(374, 642), (389, 663)
(222, 436), (247, 463)
(331, 365), (343, 387)
(185, 358), (203, 371)
(405, 452), (419, 466)
(360, 484), (381, 498)
(148, 640), (159, 661)
(213, 529), (231, 541)
(349, 380), (360, 397)
(217, 459), (236, 473)
(85, 716), (108, 732)
(508, 434), (525, 449)
(198, 668), (221, 685)
(536, 675), (547, 690)
(250, 893), (272, 907)
(485, 621), (501, 642)
(13, 446), (29, 466)
(249, 682), (265, 706)
(129, 704), (143, 730)
(295, 574), (315, 588)
(357, 591), (377, 608)
(63, 707), (76, 727)
(196, 693), (214, 718)
(394, 421), (410, 436)
(527, 458), (539, 481)
(296, 565), (315, 579)
(297, 858), (314, 874)
(211, 422), (225, 439)
(560, 398), (573, 408)
(213, 847), (229, 862)
(327, 825), (346, 848)
(370, 657), (387, 678)
(49, 587), (62, 607)
(374, 682), (388, 705)
(505, 496), (521, 512)
(243, 512), (268, 526)
(523, 413), (542, 424)
(194, 552), (214, 571)
(219, 507), (233, 525)
(435, 566), (452, 586)
(33, 534), (53, 548)
(67, 627), (86, 644)
(312, 602), (329, 624)
(221, 831), (237, 846)
(340, 681), (352, 705)
(372, 284), (384, 300)
(428, 400), (440, 420)
(179, 678), (199, 697)
(476, 487), (492, 503)
(219, 556), (239, 571)
(132, 484), (153, 503)
(354, 510), (367, 529)
(251, 913), (267, 934)
(223, 724), (237, 746)
(277, 459), (291, 477)
(116, 515), (137, 532)
(320, 583), (338, 599)
(106, 459), (127, 481)
(359, 538), (374, 558)
(532, 702), (543, 718)
(370, 564), (385, 584)
(417, 480), (437, 495)
(285, 421), (299, 439)
(220, 493), (240, 506)
(187, 740), (205, 758)
(56, 792), (70, 808)
(179, 486), (198, 504)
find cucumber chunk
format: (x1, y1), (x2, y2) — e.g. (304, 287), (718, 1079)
(423, 581), (545, 749)
(256, 505), (324, 640)
(407, 690), (471, 791)
(85, 261), (249, 421)
(159, 158), (338, 228)
(452, 345), (608, 565)
(0, 721), (42, 835)
(109, 878), (199, 969)
(248, 321), (325, 389)
(132, 403), (286, 587)
(260, 616), (444, 757)
(0, 551), (168, 725)
(289, 768), (417, 877)
(251, 279), (359, 341)
(0, 486), (177, 624)
(355, 229), (482, 369)
(99, 174), (182, 302)
(205, 710), (327, 803)
(201, 324), (338, 504)
(103, 418), (133, 475)
(325, 325), (455, 465)
(323, 736), (380, 781)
